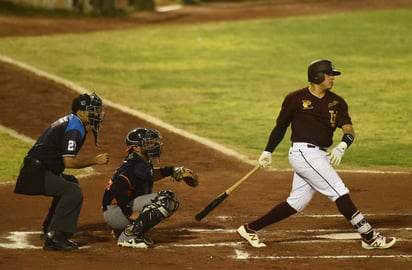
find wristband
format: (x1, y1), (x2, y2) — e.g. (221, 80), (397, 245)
(341, 133), (354, 147)
(160, 166), (174, 177)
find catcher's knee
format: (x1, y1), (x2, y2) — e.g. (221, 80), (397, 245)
(125, 191), (179, 236)
(149, 190), (179, 218)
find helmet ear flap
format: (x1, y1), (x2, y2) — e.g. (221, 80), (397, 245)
(312, 72), (325, 84)
(307, 59), (340, 84)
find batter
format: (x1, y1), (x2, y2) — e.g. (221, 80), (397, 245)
(237, 59), (396, 250)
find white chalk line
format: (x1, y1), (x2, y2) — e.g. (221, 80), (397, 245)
(0, 231), (40, 249)
(232, 249), (412, 260)
(160, 227), (412, 234)
(0, 55), (411, 175)
(0, 124), (35, 144)
(0, 231), (90, 250)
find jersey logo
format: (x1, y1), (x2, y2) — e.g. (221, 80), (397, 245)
(301, 99), (313, 110)
(328, 100), (339, 108)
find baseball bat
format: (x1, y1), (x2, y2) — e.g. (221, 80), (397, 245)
(195, 165), (260, 221)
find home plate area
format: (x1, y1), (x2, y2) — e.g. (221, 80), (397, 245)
(1, 225), (411, 260)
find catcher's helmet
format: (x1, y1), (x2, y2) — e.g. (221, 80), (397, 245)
(126, 128), (163, 159)
(307, 59), (341, 84)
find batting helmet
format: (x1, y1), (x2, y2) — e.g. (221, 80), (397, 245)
(307, 59), (341, 84)
(126, 128), (163, 158)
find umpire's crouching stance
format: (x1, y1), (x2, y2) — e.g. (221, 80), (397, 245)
(14, 93), (109, 251)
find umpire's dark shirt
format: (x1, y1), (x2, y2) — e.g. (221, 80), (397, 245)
(28, 114), (87, 175)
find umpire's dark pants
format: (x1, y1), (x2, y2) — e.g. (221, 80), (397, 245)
(44, 171), (83, 234)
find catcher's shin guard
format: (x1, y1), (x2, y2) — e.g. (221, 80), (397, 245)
(125, 207), (165, 237)
(125, 191), (180, 237)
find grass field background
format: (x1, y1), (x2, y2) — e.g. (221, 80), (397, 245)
(1, 8), (411, 181)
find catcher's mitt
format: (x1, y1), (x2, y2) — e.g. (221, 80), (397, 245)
(172, 166), (199, 187)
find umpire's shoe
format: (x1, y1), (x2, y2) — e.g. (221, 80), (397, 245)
(43, 231), (79, 251)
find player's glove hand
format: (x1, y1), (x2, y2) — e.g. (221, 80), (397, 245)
(329, 142), (348, 166)
(258, 151), (272, 169)
(172, 166), (199, 187)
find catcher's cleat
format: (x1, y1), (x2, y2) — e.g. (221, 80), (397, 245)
(43, 232), (79, 251)
(361, 232), (396, 249)
(237, 224), (266, 248)
(117, 236), (153, 249)
(117, 231), (154, 249)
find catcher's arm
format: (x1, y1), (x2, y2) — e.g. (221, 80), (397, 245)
(153, 166), (199, 187)
(153, 166), (173, 181)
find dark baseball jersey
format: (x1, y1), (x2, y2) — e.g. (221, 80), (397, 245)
(277, 87), (352, 147)
(28, 114), (87, 175)
(102, 153), (154, 217)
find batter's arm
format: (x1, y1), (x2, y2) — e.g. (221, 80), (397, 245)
(340, 124), (355, 148)
(264, 124), (288, 152)
(341, 124), (355, 138)
(330, 124), (355, 166)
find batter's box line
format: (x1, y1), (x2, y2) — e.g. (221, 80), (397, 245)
(157, 227), (412, 234)
(0, 231), (91, 250)
(232, 249), (412, 260)
(295, 213), (412, 218)
(166, 238), (412, 249)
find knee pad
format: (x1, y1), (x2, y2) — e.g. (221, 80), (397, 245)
(151, 190), (180, 218)
(126, 191), (179, 236)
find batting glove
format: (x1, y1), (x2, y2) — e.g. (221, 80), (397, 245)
(258, 151), (272, 169)
(329, 142), (348, 166)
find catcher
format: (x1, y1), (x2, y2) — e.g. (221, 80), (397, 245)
(102, 127), (198, 248)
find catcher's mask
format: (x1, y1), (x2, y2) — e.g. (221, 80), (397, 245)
(307, 59), (341, 84)
(72, 92), (105, 146)
(126, 128), (163, 160)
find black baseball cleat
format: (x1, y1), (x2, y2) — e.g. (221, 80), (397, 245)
(43, 231), (79, 251)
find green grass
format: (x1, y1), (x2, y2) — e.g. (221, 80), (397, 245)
(1, 8), (411, 182)
(0, 131), (92, 182)
(0, 132), (32, 182)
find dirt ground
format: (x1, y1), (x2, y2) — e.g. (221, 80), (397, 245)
(0, 0), (411, 269)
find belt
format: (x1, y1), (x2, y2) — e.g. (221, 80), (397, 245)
(24, 156), (44, 166)
(306, 144), (327, 152)
(292, 143), (327, 152)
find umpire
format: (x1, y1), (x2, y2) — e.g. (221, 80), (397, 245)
(14, 92), (109, 251)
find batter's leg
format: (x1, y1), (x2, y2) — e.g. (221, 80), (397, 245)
(248, 201), (297, 231)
